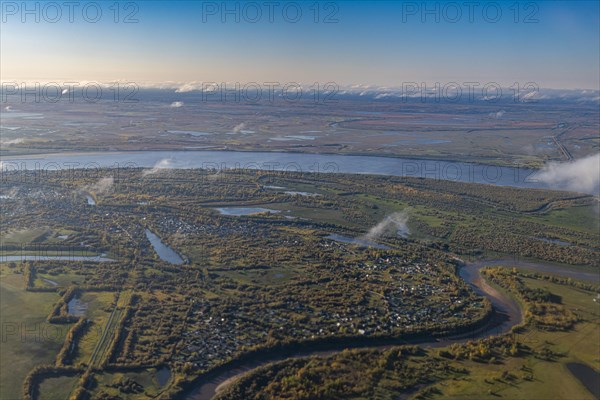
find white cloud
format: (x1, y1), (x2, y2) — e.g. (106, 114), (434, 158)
(232, 123), (246, 133)
(175, 82), (201, 93)
(489, 110), (506, 119)
(170, 101), (184, 108)
(88, 177), (114, 194)
(1, 138), (25, 145)
(143, 158), (173, 176)
(537, 153), (600, 195)
(360, 211), (410, 241)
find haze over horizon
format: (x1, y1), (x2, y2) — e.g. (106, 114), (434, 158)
(1, 0), (599, 90)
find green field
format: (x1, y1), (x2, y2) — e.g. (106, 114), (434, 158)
(71, 291), (115, 366)
(35, 271), (85, 289)
(38, 375), (79, 400)
(0, 268), (68, 399)
(92, 368), (172, 399)
(2, 228), (51, 243)
(435, 277), (599, 400)
(530, 204), (600, 235)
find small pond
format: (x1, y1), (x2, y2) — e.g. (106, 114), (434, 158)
(145, 229), (184, 265)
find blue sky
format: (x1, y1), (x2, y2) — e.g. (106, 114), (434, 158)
(1, 0), (598, 89)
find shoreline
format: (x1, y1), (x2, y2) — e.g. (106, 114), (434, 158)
(0, 148), (546, 169)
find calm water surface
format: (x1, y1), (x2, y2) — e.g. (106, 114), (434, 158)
(0, 150), (563, 192)
(145, 229), (184, 265)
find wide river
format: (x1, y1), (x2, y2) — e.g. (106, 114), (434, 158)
(0, 150), (564, 192)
